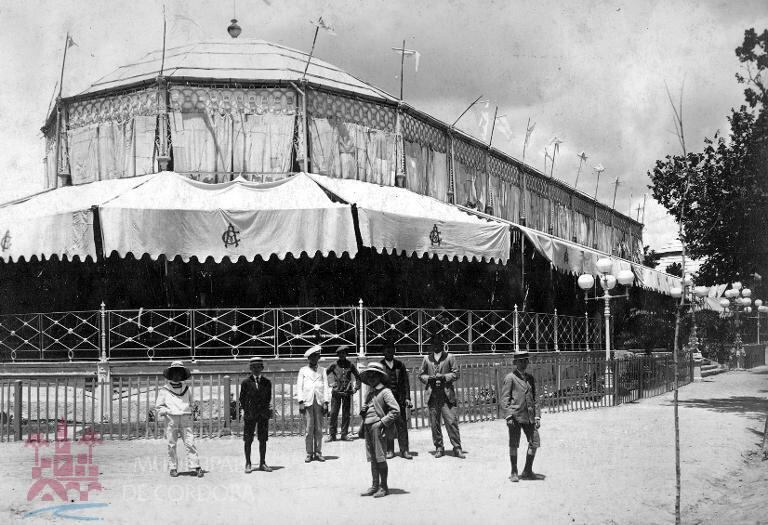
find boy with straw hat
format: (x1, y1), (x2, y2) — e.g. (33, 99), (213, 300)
(358, 362), (401, 498)
(154, 360), (203, 478)
(501, 350), (541, 482)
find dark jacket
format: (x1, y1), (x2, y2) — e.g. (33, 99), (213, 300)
(418, 352), (460, 405)
(380, 358), (411, 403)
(239, 375), (272, 421)
(501, 369), (541, 424)
(327, 360), (361, 396)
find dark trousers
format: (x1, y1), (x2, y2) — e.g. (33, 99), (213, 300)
(329, 392), (352, 438)
(428, 398), (461, 450)
(386, 404), (409, 453)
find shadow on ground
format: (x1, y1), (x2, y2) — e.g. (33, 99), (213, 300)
(670, 396), (768, 420)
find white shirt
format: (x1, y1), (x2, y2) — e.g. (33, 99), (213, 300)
(154, 383), (193, 416)
(295, 365), (331, 405)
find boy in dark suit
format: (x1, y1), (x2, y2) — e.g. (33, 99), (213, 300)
(239, 356), (274, 473)
(500, 350), (541, 482)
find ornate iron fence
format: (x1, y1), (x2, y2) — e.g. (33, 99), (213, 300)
(0, 304), (604, 362)
(0, 352), (694, 441)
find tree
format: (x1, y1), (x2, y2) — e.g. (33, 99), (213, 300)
(648, 28), (768, 295)
(642, 245), (661, 269)
(665, 262), (683, 277)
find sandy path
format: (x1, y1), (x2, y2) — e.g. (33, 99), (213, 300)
(2, 367), (766, 525)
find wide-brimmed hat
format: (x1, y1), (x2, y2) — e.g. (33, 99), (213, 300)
(163, 360), (191, 380)
(360, 362), (388, 382)
(335, 345), (351, 355)
(381, 336), (398, 351)
(304, 345), (322, 358)
(512, 350), (530, 360)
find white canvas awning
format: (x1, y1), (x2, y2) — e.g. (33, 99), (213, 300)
(0, 175), (153, 262)
(309, 173), (511, 264)
(98, 172), (358, 262)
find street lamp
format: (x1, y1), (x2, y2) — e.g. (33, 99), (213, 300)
(719, 282), (761, 369)
(746, 299), (768, 345)
(670, 276), (709, 353)
(578, 258), (635, 395)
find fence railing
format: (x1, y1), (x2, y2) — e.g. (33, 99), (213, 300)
(0, 305), (603, 362)
(0, 352), (694, 442)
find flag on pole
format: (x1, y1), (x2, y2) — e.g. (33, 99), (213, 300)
(66, 35), (78, 48)
(310, 16), (337, 35)
(495, 115), (514, 143)
(475, 99), (491, 142)
(391, 46), (421, 71)
(523, 121), (535, 148)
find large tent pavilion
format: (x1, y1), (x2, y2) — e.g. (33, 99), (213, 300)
(0, 38), (682, 360)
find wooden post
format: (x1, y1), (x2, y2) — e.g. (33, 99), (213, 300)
(222, 375), (231, 436)
(13, 380), (22, 441)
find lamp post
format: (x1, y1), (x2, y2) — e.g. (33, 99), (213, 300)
(745, 299), (768, 345)
(578, 257), (635, 396)
(670, 277), (709, 353)
(718, 282), (759, 370)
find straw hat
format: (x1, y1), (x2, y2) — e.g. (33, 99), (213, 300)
(512, 350), (530, 360)
(360, 362), (388, 383)
(304, 345), (322, 358)
(248, 356), (264, 364)
(163, 360), (191, 380)
(335, 345), (351, 355)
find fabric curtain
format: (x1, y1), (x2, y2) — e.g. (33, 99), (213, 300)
(171, 112), (231, 180)
(527, 192), (549, 233)
(405, 140), (428, 195)
(68, 125), (99, 185)
(596, 221), (611, 252)
(554, 202), (570, 239)
(133, 116), (156, 176)
(309, 117), (396, 184)
(573, 211), (591, 246)
(500, 179), (520, 223)
(428, 151), (448, 202)
(454, 160), (485, 210)
(44, 136), (57, 188)
(97, 120), (135, 180)
(233, 113), (295, 175)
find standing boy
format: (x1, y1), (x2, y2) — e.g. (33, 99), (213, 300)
(501, 350), (541, 482)
(326, 345), (361, 442)
(239, 356), (274, 473)
(359, 362), (400, 498)
(380, 338), (412, 459)
(418, 332), (465, 459)
(296, 345), (331, 462)
(154, 361), (203, 478)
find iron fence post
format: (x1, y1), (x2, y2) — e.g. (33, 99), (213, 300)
(223, 375), (232, 435)
(535, 313), (540, 351)
(190, 309), (196, 362)
(99, 302), (108, 361)
(612, 356), (619, 406)
(494, 365), (501, 419)
(513, 305), (519, 352)
(38, 313), (44, 360)
(273, 308), (279, 358)
(417, 309), (423, 355)
(358, 299), (365, 357)
(467, 311), (473, 353)
(554, 309), (559, 352)
(13, 380), (22, 441)
(585, 312), (589, 351)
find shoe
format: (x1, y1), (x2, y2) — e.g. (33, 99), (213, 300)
(244, 463), (252, 474)
(386, 451), (395, 459)
(314, 454), (326, 462)
(373, 487), (389, 498)
(258, 463), (273, 472)
(196, 467), (204, 478)
(402, 451), (413, 460)
(341, 435), (355, 441)
(454, 448), (466, 459)
(169, 469), (178, 478)
(435, 448), (445, 458)
(360, 486), (379, 497)
(509, 473), (519, 482)
(305, 455), (313, 463)
(325, 436), (337, 443)
(520, 470), (536, 480)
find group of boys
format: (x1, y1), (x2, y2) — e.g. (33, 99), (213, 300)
(154, 335), (542, 493)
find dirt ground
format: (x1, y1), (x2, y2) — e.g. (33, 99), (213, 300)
(2, 367), (767, 525)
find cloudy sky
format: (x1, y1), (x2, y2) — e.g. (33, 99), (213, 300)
(1, 0), (766, 250)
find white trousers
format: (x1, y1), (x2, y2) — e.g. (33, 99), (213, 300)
(166, 415), (200, 471)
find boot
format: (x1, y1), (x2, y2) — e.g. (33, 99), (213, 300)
(509, 454), (518, 482)
(401, 450), (413, 460)
(361, 462), (379, 496)
(196, 467), (204, 478)
(435, 447), (445, 458)
(258, 442), (271, 471)
(520, 451), (536, 479)
(373, 462), (389, 498)
(169, 469), (178, 478)
(453, 447), (466, 459)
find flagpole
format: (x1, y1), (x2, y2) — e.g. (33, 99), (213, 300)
(574, 152), (586, 189)
(522, 117), (531, 162)
(54, 32), (71, 185)
(157, 7), (170, 171)
(610, 178), (620, 254)
(399, 39), (406, 100)
(302, 26), (320, 81)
